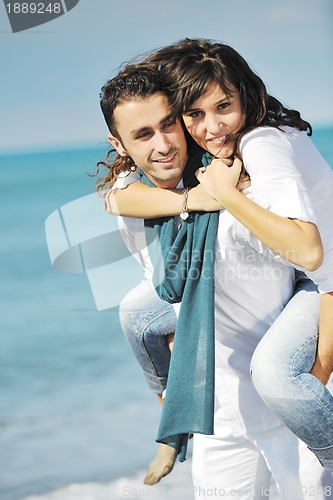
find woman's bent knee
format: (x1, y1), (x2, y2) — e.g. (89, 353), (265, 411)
(251, 340), (290, 400)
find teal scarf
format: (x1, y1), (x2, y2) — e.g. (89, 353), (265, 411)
(143, 149), (218, 461)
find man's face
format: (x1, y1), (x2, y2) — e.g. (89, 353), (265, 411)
(109, 92), (188, 188)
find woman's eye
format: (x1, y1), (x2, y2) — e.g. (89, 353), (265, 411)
(218, 102), (230, 110)
(187, 111), (202, 118)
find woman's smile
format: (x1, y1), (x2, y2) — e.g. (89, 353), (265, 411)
(182, 82), (244, 158)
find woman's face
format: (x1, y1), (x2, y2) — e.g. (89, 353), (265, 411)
(182, 82), (244, 158)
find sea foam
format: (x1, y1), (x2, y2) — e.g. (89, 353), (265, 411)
(22, 459), (194, 500)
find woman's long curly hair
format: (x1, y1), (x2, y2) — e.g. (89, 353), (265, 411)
(143, 38), (312, 155)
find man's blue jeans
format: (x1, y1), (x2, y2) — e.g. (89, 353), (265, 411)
(119, 273), (333, 469)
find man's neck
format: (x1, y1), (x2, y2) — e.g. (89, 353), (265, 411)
(153, 175), (183, 189)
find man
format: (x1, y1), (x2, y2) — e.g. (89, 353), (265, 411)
(99, 64), (193, 484)
(98, 65), (333, 499)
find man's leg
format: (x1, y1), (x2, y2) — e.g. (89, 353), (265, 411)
(119, 280), (177, 484)
(192, 405), (272, 500)
(253, 424), (333, 500)
(192, 404), (333, 500)
(251, 272), (333, 469)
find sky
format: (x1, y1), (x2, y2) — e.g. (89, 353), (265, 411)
(0, 0), (332, 154)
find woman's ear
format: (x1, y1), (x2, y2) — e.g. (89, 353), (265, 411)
(108, 134), (128, 157)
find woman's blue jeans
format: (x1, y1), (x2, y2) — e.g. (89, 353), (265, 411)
(251, 271), (333, 470)
(119, 273), (333, 469)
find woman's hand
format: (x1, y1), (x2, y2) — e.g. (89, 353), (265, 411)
(195, 157), (243, 203)
(187, 184), (224, 212)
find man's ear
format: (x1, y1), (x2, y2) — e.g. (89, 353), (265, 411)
(108, 133), (128, 157)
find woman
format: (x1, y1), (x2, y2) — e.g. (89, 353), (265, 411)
(98, 39), (333, 495)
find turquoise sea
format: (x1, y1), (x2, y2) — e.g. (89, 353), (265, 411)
(1, 127), (333, 500)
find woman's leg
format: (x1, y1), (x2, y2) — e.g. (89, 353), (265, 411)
(251, 271), (333, 469)
(119, 280), (178, 484)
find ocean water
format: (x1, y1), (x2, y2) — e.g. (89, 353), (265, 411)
(1, 127), (333, 500)
(1, 144), (197, 500)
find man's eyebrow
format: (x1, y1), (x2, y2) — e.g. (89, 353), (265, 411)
(131, 113), (176, 138)
(161, 112), (176, 124)
(130, 126), (151, 138)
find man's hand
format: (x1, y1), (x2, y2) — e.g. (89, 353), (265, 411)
(237, 168), (251, 194)
(310, 291), (333, 386)
(310, 359), (331, 385)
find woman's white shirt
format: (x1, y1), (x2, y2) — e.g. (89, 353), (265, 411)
(239, 126), (333, 293)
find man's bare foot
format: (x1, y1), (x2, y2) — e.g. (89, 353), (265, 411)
(143, 443), (177, 485)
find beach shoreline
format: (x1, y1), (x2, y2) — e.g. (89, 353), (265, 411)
(21, 458), (195, 500)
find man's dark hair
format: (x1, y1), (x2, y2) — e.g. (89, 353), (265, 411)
(100, 64), (169, 139)
(96, 64), (172, 192)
